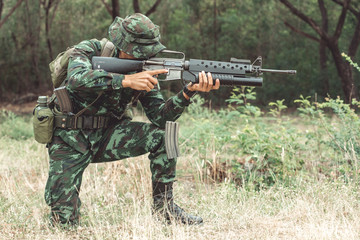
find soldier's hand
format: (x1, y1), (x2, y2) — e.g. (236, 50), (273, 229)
(187, 71), (220, 92)
(122, 69), (168, 92)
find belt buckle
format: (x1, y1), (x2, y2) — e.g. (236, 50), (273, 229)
(67, 116), (76, 129)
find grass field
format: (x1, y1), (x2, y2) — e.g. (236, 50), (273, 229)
(1, 99), (360, 239)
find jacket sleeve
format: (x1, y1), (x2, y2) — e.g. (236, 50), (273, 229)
(139, 88), (191, 128)
(66, 39), (124, 93)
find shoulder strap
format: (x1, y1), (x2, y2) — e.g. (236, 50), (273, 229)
(99, 38), (116, 57)
(54, 38), (114, 116)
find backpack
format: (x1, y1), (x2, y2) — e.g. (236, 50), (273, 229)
(49, 38), (116, 88)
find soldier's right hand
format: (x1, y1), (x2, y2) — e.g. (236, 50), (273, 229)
(122, 69), (168, 92)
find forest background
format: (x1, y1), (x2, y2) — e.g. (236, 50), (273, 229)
(1, 0), (360, 107)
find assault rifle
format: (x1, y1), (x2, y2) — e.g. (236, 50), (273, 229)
(92, 50), (296, 159)
(92, 50), (296, 87)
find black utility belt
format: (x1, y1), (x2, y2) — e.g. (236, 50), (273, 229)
(54, 115), (111, 129)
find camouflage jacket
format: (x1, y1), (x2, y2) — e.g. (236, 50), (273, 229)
(53, 39), (190, 154)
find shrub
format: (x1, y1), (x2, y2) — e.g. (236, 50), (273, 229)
(0, 110), (33, 140)
(182, 88), (360, 188)
(182, 89), (306, 189)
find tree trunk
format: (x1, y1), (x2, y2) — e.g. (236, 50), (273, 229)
(44, 1), (53, 60)
(0, 0), (24, 29)
(133, 0), (140, 13)
(318, 0), (329, 96)
(100, 0), (112, 16)
(319, 41), (329, 95)
(111, 0), (119, 19)
(0, 0), (3, 19)
(213, 0), (217, 59)
(348, 13), (360, 59)
(145, 0), (162, 16)
(328, 41), (358, 102)
(133, 0), (162, 16)
(27, 0), (41, 89)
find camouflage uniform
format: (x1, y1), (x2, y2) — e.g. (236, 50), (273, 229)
(45, 14), (191, 225)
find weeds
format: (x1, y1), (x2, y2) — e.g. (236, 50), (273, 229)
(0, 110), (33, 140)
(268, 99), (287, 117)
(181, 88), (360, 189)
(226, 87), (262, 117)
(2, 91), (360, 238)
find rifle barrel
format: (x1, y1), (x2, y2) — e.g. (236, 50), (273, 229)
(260, 68), (297, 75)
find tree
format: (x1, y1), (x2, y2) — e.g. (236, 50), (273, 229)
(133, 0), (162, 16)
(100, 0), (162, 19)
(279, 0), (360, 103)
(112, 0), (119, 19)
(100, 0), (117, 19)
(0, 0), (24, 29)
(40, 0), (61, 60)
(0, 0), (3, 19)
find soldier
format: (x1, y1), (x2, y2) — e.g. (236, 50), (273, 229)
(45, 13), (220, 226)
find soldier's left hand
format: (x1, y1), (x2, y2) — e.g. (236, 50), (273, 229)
(187, 71), (220, 92)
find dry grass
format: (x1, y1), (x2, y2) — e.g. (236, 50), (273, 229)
(1, 131), (360, 239)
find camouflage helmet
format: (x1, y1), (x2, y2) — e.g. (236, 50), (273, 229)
(108, 13), (166, 59)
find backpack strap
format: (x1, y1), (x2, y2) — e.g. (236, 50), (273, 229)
(52, 39), (115, 119)
(100, 38), (116, 57)
(54, 86), (73, 113)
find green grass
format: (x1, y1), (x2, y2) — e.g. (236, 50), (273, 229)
(1, 95), (360, 239)
(0, 110), (34, 140)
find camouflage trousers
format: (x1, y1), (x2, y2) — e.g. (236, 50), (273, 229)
(44, 119), (177, 225)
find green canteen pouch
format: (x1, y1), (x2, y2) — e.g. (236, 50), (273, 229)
(33, 106), (54, 144)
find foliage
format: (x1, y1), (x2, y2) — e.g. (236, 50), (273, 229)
(1, 0), (360, 106)
(226, 87), (262, 117)
(186, 94), (208, 116)
(182, 90), (305, 189)
(268, 99), (287, 117)
(317, 97), (360, 181)
(1, 94), (360, 239)
(2, 133), (360, 238)
(294, 94), (322, 118)
(1, 0), (360, 189)
(181, 90), (360, 189)
(0, 110), (33, 140)
(1, 91), (359, 190)
(342, 52), (360, 72)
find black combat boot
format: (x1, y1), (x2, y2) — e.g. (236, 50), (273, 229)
(152, 181), (203, 225)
